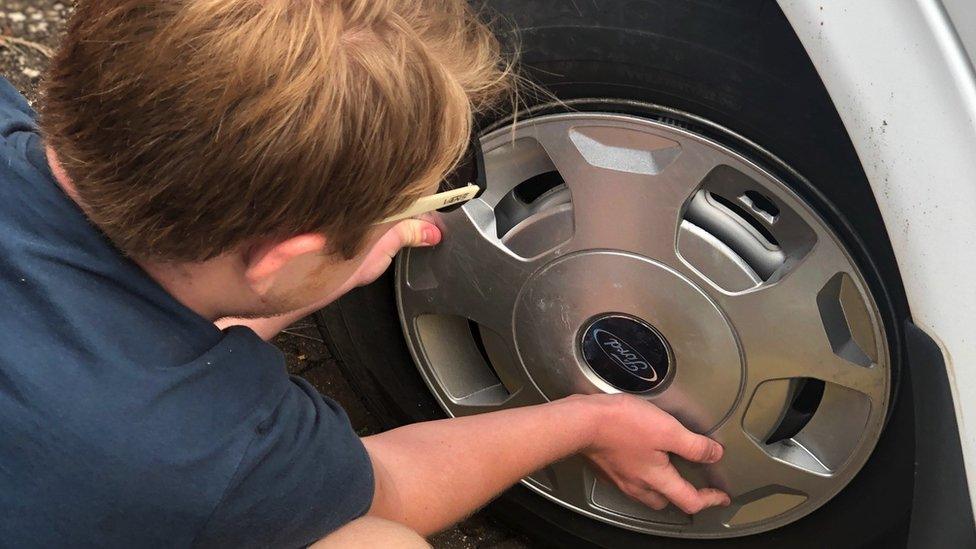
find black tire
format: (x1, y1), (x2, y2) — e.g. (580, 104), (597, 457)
(315, 1), (914, 547)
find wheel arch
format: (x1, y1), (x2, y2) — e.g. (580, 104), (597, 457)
(779, 0), (976, 535)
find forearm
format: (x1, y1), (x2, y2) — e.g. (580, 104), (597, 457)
(215, 287), (350, 340)
(362, 395), (608, 536)
(215, 308), (311, 340)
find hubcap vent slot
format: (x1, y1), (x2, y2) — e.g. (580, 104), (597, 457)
(764, 378), (826, 445)
(414, 315), (511, 408)
(678, 165), (816, 292)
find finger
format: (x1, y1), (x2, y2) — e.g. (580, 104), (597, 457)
(368, 219), (440, 263)
(631, 488), (669, 511)
(650, 462), (731, 514)
(667, 429), (724, 464)
(392, 218), (441, 249)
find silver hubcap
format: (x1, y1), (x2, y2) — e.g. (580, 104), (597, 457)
(396, 111), (889, 538)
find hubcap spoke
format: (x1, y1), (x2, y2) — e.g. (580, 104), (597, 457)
(526, 117), (724, 261)
(398, 200), (534, 337)
(443, 388), (546, 416)
(399, 200), (549, 417)
(538, 456), (594, 510)
(709, 426), (830, 504)
(718, 241), (886, 397)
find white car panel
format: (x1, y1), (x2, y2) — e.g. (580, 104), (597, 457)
(778, 0), (976, 516)
(945, 0), (976, 64)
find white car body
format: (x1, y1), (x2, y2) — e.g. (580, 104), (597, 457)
(779, 0), (976, 519)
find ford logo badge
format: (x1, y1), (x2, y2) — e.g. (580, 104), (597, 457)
(592, 328), (659, 382)
(580, 314), (672, 393)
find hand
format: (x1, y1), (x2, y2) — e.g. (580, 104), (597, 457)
(579, 394), (731, 514)
(347, 217), (442, 290)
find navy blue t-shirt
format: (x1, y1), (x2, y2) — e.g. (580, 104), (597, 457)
(0, 78), (373, 547)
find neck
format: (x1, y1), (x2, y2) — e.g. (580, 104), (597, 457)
(45, 147), (250, 321)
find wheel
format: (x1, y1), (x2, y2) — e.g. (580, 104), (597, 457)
(315, 1), (914, 546)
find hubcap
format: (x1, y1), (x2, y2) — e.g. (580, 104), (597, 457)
(396, 109), (889, 538)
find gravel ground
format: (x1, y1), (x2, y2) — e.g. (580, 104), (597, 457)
(1, 2), (532, 546)
(0, 1), (65, 103)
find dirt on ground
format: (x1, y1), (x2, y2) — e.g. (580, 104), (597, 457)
(0, 1), (68, 104)
(1, 3), (532, 547)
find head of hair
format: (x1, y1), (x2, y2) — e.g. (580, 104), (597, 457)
(41, 0), (512, 261)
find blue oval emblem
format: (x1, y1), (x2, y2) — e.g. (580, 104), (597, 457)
(580, 314), (671, 393)
(592, 328), (658, 382)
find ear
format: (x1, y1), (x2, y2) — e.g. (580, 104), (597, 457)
(242, 233), (330, 294)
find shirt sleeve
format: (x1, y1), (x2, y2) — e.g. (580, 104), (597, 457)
(193, 375), (375, 549)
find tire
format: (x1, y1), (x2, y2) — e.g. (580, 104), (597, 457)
(315, 1), (914, 547)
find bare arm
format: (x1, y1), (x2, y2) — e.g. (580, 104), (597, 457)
(214, 303), (329, 340)
(363, 393), (729, 536)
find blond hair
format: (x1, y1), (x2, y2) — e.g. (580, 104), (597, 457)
(41, 0), (512, 260)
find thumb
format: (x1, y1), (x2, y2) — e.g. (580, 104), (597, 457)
(391, 218), (442, 249)
(670, 431), (724, 464)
